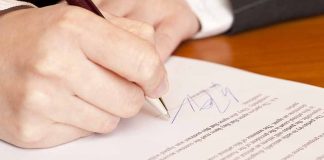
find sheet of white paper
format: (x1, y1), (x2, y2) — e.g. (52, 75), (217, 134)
(1, 56), (324, 160)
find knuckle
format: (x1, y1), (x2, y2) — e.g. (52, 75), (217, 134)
(23, 88), (50, 111)
(15, 123), (43, 147)
(32, 54), (65, 78)
(33, 13), (85, 79)
(31, 44), (77, 79)
(121, 87), (145, 118)
(37, 8), (86, 44)
(97, 117), (120, 134)
(51, 7), (87, 34)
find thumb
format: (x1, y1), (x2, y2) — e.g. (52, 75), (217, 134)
(103, 12), (155, 43)
(155, 14), (199, 61)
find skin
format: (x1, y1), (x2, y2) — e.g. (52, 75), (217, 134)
(0, 4), (168, 148)
(96, 0), (201, 60)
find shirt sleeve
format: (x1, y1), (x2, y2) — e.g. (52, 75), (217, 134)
(0, 0), (35, 11)
(185, 0), (234, 39)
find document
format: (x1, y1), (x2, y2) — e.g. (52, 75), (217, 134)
(1, 56), (324, 160)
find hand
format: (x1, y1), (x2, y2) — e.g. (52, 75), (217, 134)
(0, 4), (168, 148)
(97, 0), (200, 61)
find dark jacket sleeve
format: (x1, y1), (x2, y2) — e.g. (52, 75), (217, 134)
(21, 0), (60, 7)
(228, 0), (324, 34)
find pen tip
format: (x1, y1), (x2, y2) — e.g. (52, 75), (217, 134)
(161, 113), (171, 120)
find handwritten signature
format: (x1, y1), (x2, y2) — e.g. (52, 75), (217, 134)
(171, 83), (239, 124)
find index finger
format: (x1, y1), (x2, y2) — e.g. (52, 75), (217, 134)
(70, 9), (168, 97)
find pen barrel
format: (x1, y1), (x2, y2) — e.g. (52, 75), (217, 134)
(66, 0), (105, 18)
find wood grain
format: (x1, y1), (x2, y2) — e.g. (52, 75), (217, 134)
(175, 15), (324, 88)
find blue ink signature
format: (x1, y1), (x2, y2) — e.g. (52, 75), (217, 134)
(171, 83), (239, 124)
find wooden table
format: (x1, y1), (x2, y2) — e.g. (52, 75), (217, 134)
(175, 15), (324, 88)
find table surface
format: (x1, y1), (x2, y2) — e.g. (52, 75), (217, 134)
(174, 15), (324, 88)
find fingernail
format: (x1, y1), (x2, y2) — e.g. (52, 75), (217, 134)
(152, 76), (169, 98)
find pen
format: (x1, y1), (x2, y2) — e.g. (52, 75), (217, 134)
(65, 0), (170, 119)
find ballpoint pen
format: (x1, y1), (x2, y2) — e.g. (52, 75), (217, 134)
(65, 0), (170, 119)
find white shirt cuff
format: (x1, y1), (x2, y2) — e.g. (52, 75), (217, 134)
(0, 0), (35, 11)
(185, 0), (234, 39)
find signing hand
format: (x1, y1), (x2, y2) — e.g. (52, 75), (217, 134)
(0, 4), (167, 148)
